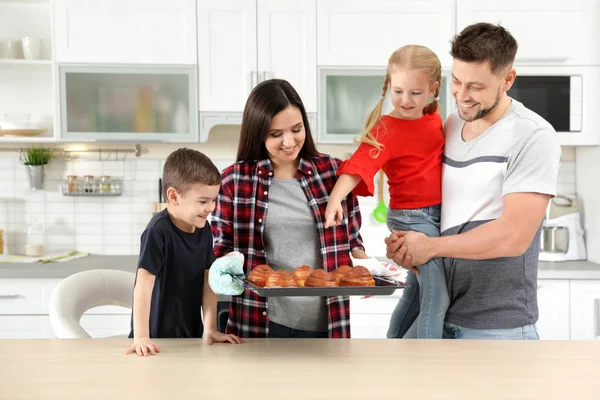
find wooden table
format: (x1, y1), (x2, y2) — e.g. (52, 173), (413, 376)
(1, 339), (599, 399)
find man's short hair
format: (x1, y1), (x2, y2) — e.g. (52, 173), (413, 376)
(450, 22), (518, 74)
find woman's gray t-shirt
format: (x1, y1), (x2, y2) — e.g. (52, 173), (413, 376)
(263, 178), (327, 332)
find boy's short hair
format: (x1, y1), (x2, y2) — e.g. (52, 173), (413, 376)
(450, 22), (518, 74)
(162, 148), (221, 199)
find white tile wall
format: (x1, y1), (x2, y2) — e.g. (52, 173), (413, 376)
(0, 155), (234, 256)
(0, 153), (578, 257)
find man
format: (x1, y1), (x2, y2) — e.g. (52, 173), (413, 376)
(385, 22), (561, 339)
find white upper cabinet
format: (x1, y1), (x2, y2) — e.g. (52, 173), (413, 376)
(197, 0), (257, 113)
(257, 0), (317, 113)
(197, 0), (317, 113)
(317, 0), (456, 67)
(53, 0), (197, 64)
(456, 0), (600, 66)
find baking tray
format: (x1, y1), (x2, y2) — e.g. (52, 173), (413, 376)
(232, 275), (407, 297)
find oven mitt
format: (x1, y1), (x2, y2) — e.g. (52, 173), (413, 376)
(208, 251), (245, 295)
(350, 256), (406, 283)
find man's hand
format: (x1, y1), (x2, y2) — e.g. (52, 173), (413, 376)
(385, 230), (434, 272)
(125, 337), (161, 357)
(204, 329), (243, 345)
(384, 232), (412, 271)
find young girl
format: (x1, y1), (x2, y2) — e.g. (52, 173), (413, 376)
(324, 45), (449, 339)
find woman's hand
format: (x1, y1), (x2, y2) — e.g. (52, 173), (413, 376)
(125, 337), (161, 357)
(204, 329), (244, 345)
(325, 200), (344, 228)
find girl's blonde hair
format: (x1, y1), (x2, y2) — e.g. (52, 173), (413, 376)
(358, 45), (442, 157)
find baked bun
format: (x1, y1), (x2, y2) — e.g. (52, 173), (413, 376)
(264, 270), (298, 288)
(304, 269), (337, 287)
(332, 265), (352, 285)
(339, 265), (375, 287)
(292, 264), (314, 287)
(247, 264), (274, 287)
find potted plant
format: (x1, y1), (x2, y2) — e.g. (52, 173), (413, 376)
(22, 146), (52, 190)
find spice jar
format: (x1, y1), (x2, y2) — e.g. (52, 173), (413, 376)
(67, 175), (78, 193)
(83, 175), (94, 193)
(100, 176), (112, 193)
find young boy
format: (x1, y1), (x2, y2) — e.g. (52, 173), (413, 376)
(126, 148), (242, 357)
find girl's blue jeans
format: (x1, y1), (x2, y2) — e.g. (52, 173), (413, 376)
(386, 204), (449, 339)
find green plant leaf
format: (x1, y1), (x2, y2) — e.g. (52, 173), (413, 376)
(23, 146), (52, 166)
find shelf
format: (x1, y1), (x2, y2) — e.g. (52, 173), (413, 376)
(0, 135), (56, 143)
(0, 59), (52, 65)
(62, 192), (121, 197)
(0, 1), (50, 10)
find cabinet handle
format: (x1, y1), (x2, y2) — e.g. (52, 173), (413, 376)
(595, 299), (600, 340)
(0, 294), (23, 299)
(248, 71), (258, 93)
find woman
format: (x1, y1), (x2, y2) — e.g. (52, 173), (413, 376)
(212, 79), (368, 339)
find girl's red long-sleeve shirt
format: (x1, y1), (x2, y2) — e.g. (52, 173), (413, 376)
(337, 113), (444, 210)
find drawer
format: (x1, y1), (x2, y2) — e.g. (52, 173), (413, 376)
(80, 314), (132, 338)
(0, 279), (61, 315)
(350, 295), (400, 315)
(0, 315), (55, 339)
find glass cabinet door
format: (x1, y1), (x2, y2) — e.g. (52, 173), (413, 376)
(318, 68), (454, 144)
(59, 65), (197, 142)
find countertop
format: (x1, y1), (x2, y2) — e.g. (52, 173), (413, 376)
(1, 339), (599, 399)
(0, 255), (599, 280)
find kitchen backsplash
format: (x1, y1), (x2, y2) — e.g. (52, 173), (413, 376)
(0, 154), (578, 257)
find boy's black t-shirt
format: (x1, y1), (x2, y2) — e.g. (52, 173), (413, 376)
(129, 209), (216, 339)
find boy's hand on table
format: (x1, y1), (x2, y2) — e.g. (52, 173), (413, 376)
(125, 337), (161, 356)
(204, 329), (243, 345)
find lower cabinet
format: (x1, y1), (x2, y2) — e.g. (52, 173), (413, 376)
(350, 279), (575, 340)
(80, 314), (132, 338)
(0, 313), (131, 339)
(0, 278), (132, 339)
(536, 279), (571, 340)
(0, 316), (55, 339)
(570, 280), (600, 341)
(350, 294), (400, 339)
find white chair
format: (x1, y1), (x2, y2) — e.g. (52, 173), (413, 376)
(49, 269), (135, 338)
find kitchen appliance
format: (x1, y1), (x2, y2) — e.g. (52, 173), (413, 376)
(508, 66), (600, 138)
(539, 195), (587, 262)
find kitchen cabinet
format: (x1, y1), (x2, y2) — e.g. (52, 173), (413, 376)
(456, 0), (600, 66)
(0, 1), (55, 143)
(351, 279), (572, 340)
(80, 314), (131, 338)
(197, 0), (317, 114)
(570, 280), (600, 340)
(317, 0), (456, 67)
(350, 294), (400, 338)
(0, 316), (55, 339)
(57, 64), (198, 142)
(536, 279), (570, 340)
(0, 278), (130, 339)
(53, 0), (197, 64)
